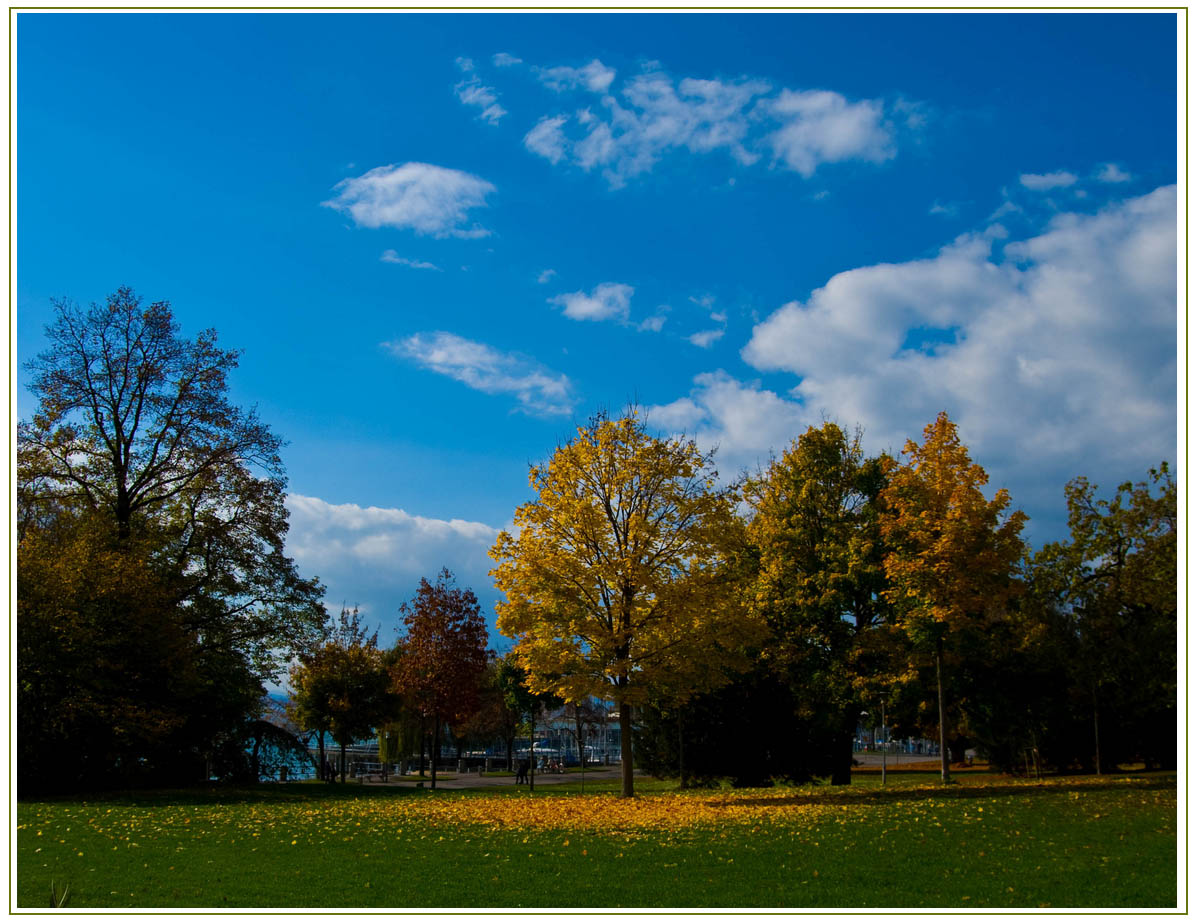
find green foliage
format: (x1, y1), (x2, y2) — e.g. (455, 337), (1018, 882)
(289, 607), (397, 766)
(1024, 463), (1177, 769)
(17, 289), (325, 792)
(744, 421), (892, 783)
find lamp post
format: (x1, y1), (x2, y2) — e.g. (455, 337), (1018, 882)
(880, 696), (887, 786)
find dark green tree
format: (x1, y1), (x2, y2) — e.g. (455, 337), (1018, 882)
(289, 607), (397, 782)
(18, 288), (325, 791)
(1032, 464), (1177, 771)
(744, 422), (891, 784)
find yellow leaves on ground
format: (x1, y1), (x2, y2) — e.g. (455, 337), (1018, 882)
(18, 775), (1170, 852)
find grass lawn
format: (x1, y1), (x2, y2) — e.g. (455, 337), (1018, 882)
(16, 771), (1176, 909)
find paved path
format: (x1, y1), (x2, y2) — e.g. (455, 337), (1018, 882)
(359, 766), (631, 791)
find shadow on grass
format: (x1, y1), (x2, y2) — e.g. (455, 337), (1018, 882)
(700, 774), (1177, 811)
(20, 780), (433, 808)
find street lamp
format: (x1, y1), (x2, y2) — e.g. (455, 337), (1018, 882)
(880, 696), (887, 786)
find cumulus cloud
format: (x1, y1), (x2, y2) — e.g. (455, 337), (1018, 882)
(536, 268), (557, 284)
(549, 282), (634, 322)
(286, 494), (501, 638)
(538, 59), (617, 93)
(518, 62), (900, 187)
(647, 371), (808, 475)
(455, 75), (507, 125)
(493, 52), (523, 67)
(323, 162), (495, 238)
(388, 331), (576, 416)
(1020, 170), (1079, 191)
(380, 250), (441, 271)
(764, 89), (893, 176)
(736, 185), (1177, 542)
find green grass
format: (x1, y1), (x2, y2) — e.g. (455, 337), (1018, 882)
(17, 772), (1177, 909)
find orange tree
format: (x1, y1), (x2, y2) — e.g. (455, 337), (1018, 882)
(880, 412), (1027, 781)
(394, 569), (489, 790)
(490, 411), (763, 797)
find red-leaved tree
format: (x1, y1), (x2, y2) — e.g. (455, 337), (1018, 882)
(395, 569), (489, 790)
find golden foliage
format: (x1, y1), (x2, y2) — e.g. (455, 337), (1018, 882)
(490, 412), (763, 707)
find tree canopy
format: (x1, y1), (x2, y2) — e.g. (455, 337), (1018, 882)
(490, 410), (763, 796)
(395, 569), (490, 789)
(880, 411), (1027, 780)
(18, 288), (324, 791)
(745, 421), (891, 783)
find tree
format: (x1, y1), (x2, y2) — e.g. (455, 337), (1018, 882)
(395, 569), (489, 791)
(18, 288), (325, 789)
(288, 607), (396, 782)
(19, 290), (324, 683)
(745, 422), (891, 784)
(494, 651), (561, 789)
(490, 410), (764, 797)
(1031, 463), (1177, 771)
(880, 412), (1027, 781)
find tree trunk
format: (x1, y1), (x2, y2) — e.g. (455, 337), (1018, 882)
(677, 709), (686, 789)
(1092, 683), (1102, 776)
(619, 702), (634, 797)
(339, 741), (347, 784)
(317, 731), (326, 782)
(936, 638), (950, 783)
(505, 733), (514, 771)
(419, 716), (426, 777)
(431, 715), (441, 790)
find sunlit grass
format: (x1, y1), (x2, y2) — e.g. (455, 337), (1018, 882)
(17, 772), (1176, 909)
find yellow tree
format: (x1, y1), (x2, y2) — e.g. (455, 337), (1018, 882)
(880, 412), (1027, 782)
(490, 411), (762, 797)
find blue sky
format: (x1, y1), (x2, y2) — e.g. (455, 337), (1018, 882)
(16, 12), (1180, 648)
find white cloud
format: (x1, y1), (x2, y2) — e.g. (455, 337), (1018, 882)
(1020, 170), (1079, 191)
(519, 62), (899, 187)
(549, 282), (634, 322)
(536, 268), (557, 284)
(455, 76), (507, 125)
(688, 328), (725, 349)
(1096, 162), (1132, 183)
(738, 185), (1177, 541)
(323, 162), (495, 238)
(930, 200), (960, 217)
(638, 313), (668, 333)
(524, 115), (570, 165)
(455, 56), (475, 72)
(380, 250), (441, 271)
(493, 52), (523, 67)
(647, 371), (807, 475)
(765, 89), (893, 176)
(285, 494), (500, 638)
(388, 331), (576, 416)
(538, 59), (617, 93)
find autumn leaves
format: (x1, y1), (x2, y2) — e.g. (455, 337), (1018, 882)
(488, 409), (1028, 795)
